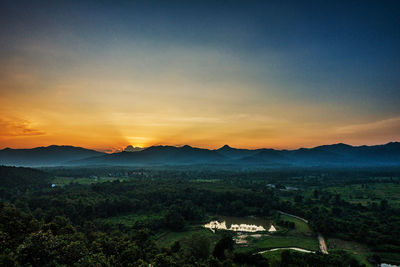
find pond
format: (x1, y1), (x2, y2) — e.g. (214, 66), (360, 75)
(204, 216), (276, 233)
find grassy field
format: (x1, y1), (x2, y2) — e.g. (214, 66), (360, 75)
(156, 213), (319, 255)
(232, 211), (319, 255)
(327, 238), (373, 267)
(235, 235), (319, 255)
(52, 176), (128, 186)
(99, 212), (222, 249)
(191, 179), (220, 183)
(253, 235), (319, 251)
(326, 182), (400, 207)
(154, 226), (218, 247)
(190, 181), (252, 193)
(259, 250), (282, 266)
(278, 214), (313, 235)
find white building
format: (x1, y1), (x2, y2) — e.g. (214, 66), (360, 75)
(204, 220), (275, 233)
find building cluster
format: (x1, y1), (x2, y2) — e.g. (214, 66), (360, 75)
(204, 220), (276, 233)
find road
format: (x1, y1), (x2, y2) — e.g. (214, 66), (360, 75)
(278, 210), (328, 254)
(278, 210), (309, 223)
(258, 247), (315, 254)
(318, 234), (329, 254)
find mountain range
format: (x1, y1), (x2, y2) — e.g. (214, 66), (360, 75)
(1, 142), (400, 167)
(0, 145), (105, 166)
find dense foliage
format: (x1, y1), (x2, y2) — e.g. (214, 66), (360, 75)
(1, 165), (400, 266)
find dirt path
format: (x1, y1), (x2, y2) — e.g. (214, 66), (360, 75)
(278, 211), (309, 223)
(318, 234), (328, 254)
(278, 211), (328, 254)
(258, 247), (315, 254)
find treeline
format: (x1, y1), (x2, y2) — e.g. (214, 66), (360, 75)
(0, 166), (51, 199)
(0, 165), (391, 265)
(23, 179), (278, 228)
(0, 202), (366, 266)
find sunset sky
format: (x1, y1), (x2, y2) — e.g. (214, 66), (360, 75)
(1, 0), (400, 152)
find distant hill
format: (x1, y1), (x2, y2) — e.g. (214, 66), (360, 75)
(284, 142), (400, 166)
(74, 142), (400, 167)
(216, 145), (258, 159)
(1, 142), (400, 167)
(241, 149), (289, 164)
(74, 145), (228, 165)
(0, 145), (105, 167)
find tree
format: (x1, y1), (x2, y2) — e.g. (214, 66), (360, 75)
(280, 250), (291, 267)
(380, 199), (389, 211)
(164, 210), (185, 231)
(16, 230), (59, 266)
(213, 235), (234, 260)
(170, 241), (181, 253)
(294, 195), (303, 203)
(153, 253), (178, 267)
(186, 233), (211, 260)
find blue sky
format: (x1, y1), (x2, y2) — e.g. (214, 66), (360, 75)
(0, 0), (399, 150)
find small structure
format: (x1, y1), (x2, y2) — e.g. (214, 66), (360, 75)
(204, 220), (275, 233)
(204, 221), (227, 233)
(229, 223), (266, 232)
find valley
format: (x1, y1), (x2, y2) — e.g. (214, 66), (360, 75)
(1, 164), (399, 266)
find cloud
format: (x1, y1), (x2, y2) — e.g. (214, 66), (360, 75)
(332, 117), (400, 145)
(336, 117), (400, 135)
(0, 118), (45, 137)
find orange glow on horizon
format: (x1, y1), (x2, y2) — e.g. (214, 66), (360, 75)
(1, 37), (399, 150)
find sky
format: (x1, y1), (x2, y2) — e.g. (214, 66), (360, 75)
(0, 0), (400, 151)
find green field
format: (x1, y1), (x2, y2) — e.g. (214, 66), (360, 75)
(52, 176), (128, 186)
(100, 213), (222, 249)
(278, 214), (313, 235)
(327, 238), (373, 267)
(326, 183), (400, 207)
(251, 235), (319, 251)
(259, 250), (282, 266)
(154, 227), (218, 247)
(232, 212), (319, 255)
(190, 181), (252, 193)
(191, 179), (220, 183)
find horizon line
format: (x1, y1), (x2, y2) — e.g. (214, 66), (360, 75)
(1, 141), (399, 153)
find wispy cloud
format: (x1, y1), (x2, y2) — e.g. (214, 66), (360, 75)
(336, 117), (400, 135)
(0, 118), (45, 137)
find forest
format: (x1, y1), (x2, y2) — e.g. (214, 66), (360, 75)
(1, 165), (400, 266)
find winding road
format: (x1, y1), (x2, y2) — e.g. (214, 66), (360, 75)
(318, 234), (328, 254)
(258, 247), (314, 254)
(278, 211), (328, 254)
(278, 210), (309, 223)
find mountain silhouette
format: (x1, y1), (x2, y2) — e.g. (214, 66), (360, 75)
(216, 145), (258, 159)
(1, 142), (400, 167)
(124, 145), (145, 152)
(240, 149), (289, 164)
(0, 145), (105, 166)
(74, 145), (228, 165)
